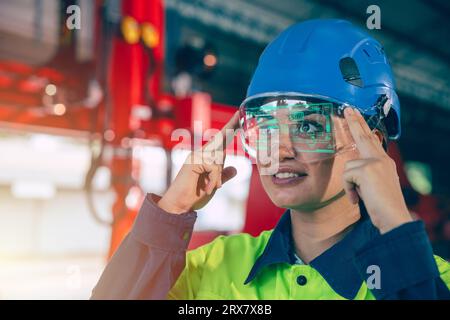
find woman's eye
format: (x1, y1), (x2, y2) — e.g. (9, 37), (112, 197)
(295, 121), (323, 135)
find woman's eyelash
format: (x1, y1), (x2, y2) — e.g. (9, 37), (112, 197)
(296, 121), (323, 131)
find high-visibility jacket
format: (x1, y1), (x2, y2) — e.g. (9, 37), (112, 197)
(92, 194), (450, 300)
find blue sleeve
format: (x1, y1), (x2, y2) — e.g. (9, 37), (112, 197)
(91, 194), (197, 300)
(353, 220), (450, 300)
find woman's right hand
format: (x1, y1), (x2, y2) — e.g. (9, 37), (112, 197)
(157, 111), (240, 214)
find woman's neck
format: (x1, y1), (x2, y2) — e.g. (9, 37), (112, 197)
(290, 196), (360, 264)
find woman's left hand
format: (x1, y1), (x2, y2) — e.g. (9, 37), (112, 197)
(343, 107), (413, 234)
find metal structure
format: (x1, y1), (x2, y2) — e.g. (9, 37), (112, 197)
(0, 0), (237, 257)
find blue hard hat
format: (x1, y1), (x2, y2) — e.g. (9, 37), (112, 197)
(246, 19), (401, 139)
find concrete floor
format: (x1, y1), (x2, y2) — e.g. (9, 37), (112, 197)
(0, 254), (106, 299)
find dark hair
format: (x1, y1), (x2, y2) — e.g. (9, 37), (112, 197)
(375, 120), (389, 151)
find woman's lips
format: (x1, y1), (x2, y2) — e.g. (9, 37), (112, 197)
(271, 172), (308, 186)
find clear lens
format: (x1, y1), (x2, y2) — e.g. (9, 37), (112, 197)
(239, 93), (375, 163)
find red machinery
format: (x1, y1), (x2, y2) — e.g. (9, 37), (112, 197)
(0, 0), (249, 257)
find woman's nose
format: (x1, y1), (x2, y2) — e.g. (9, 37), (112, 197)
(278, 126), (297, 160)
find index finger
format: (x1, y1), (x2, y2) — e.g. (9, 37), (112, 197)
(344, 107), (381, 158)
(203, 111), (240, 153)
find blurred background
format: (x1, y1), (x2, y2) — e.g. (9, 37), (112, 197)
(0, 0), (449, 299)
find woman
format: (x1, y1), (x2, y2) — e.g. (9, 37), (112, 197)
(91, 19), (450, 300)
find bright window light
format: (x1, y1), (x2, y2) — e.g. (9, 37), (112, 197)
(11, 180), (56, 199)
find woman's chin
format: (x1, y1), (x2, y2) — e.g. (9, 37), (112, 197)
(270, 194), (312, 209)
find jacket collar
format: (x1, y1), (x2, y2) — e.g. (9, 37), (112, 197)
(244, 209), (380, 299)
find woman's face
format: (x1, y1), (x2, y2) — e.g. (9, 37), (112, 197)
(256, 111), (359, 211)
